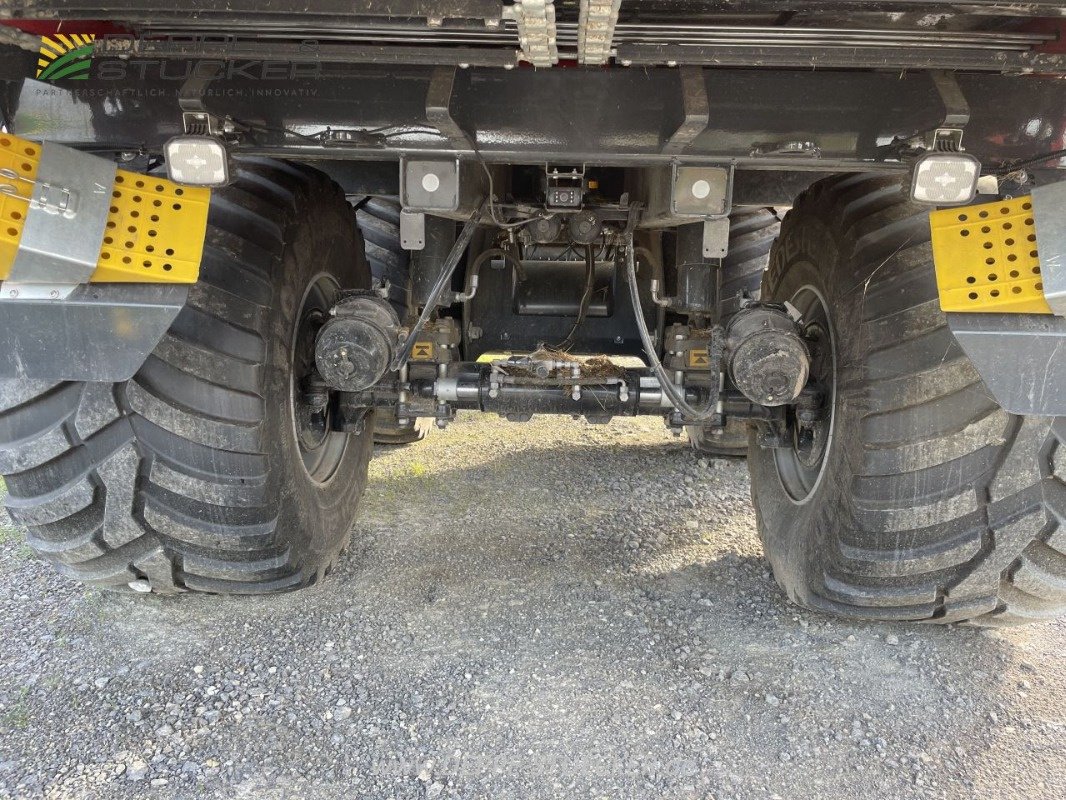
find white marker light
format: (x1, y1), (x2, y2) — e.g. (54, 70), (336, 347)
(672, 165), (731, 217)
(401, 158), (461, 212)
(164, 136), (232, 188)
(421, 173), (441, 193)
(911, 151), (981, 206)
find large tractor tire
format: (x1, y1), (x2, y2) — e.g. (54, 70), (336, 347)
(354, 197), (426, 446)
(355, 197), (410, 319)
(749, 174), (1066, 626)
(688, 207), (781, 457)
(0, 160), (374, 594)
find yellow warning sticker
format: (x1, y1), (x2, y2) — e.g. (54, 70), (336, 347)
(688, 348), (710, 368)
(411, 342), (435, 361)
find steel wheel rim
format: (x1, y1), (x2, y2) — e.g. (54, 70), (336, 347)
(290, 274), (349, 485)
(772, 284), (836, 504)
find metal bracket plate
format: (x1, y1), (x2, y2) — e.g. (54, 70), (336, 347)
(0, 283), (188, 381)
(401, 158), (461, 212)
(400, 209), (426, 251)
(930, 70), (970, 129)
(6, 141), (115, 288)
(425, 66), (474, 151)
(663, 67), (710, 156)
(1, 283), (76, 301)
(702, 217), (730, 259)
(948, 312), (1066, 416)
(1032, 181), (1066, 317)
(671, 164), (733, 219)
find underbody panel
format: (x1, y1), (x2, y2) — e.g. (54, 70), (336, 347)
(0, 1), (1064, 175)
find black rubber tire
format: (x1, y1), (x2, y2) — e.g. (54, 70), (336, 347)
(0, 160), (374, 594)
(688, 207), (781, 457)
(749, 173), (1066, 626)
(717, 207), (783, 319)
(354, 197), (431, 446)
(372, 416), (430, 446)
(355, 197), (409, 319)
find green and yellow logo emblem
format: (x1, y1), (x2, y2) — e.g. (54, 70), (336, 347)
(36, 33), (95, 81)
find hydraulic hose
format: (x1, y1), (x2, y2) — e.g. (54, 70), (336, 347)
(458, 245), (527, 301)
(553, 244), (596, 351)
(624, 241), (719, 423)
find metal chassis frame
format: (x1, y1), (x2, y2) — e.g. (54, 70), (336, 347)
(4, 60), (1064, 177)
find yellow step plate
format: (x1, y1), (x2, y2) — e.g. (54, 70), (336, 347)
(929, 196), (1050, 314)
(0, 134), (209, 284)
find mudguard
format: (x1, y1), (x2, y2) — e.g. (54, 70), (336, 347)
(0, 134), (207, 381)
(930, 182), (1066, 416)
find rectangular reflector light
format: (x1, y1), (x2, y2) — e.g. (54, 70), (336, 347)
(164, 136), (231, 188)
(911, 152), (980, 205)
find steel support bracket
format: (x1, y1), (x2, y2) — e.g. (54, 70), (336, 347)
(425, 66), (474, 152)
(663, 67), (710, 156)
(927, 71), (971, 154)
(931, 70), (971, 129)
(177, 62), (234, 138)
(702, 218), (730, 259)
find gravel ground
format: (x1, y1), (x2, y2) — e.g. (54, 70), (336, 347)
(0, 413), (1064, 800)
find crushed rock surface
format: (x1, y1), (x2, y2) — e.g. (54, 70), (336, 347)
(0, 414), (1063, 799)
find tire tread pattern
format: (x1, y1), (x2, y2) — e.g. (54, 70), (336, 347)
(689, 208), (781, 457)
(354, 198), (426, 446)
(0, 163), (362, 593)
(356, 197), (409, 316)
(754, 175), (1066, 625)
